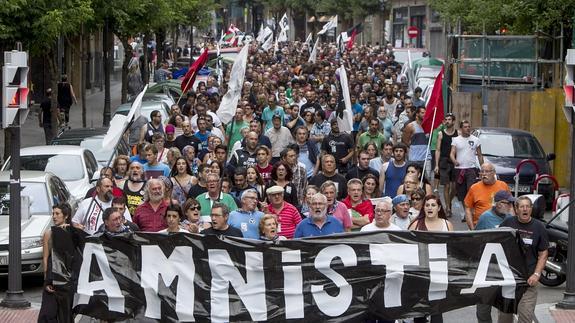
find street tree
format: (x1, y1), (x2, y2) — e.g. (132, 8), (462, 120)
(0, 0), (93, 155)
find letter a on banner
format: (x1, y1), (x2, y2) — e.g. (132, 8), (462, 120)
(460, 243), (517, 298)
(76, 243), (125, 313)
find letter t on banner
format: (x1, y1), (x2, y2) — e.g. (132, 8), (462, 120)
(370, 244), (419, 307)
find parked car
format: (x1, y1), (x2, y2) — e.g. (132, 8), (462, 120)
(0, 171), (78, 276)
(131, 92), (175, 110)
(113, 100), (170, 122)
(415, 66), (442, 82)
(392, 48), (428, 65)
(147, 79), (183, 103)
(1, 146), (100, 201)
(50, 127), (108, 146)
(473, 127), (556, 205)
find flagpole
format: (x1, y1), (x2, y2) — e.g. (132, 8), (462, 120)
(177, 73), (195, 106)
(421, 105), (438, 188)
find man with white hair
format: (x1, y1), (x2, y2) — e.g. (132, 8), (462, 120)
(361, 200), (401, 231)
(132, 178), (168, 232)
(228, 189), (264, 239)
(294, 193), (344, 238)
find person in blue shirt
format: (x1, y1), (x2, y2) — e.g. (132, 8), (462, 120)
(475, 190), (515, 231)
(228, 189), (264, 239)
(143, 144), (171, 179)
(294, 193), (343, 238)
(261, 95), (285, 132)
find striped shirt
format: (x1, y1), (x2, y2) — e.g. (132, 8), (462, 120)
(267, 202), (302, 239)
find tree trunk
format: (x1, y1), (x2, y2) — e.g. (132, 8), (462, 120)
(156, 28), (166, 68)
(189, 25), (194, 54)
(81, 26), (87, 128)
(142, 33), (150, 84)
(119, 36), (132, 104)
(174, 27), (179, 57)
(102, 19), (112, 126)
(45, 49), (60, 140)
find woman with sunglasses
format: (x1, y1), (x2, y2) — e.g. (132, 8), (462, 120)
(396, 163), (433, 196)
(182, 198), (207, 233)
(409, 188), (426, 216)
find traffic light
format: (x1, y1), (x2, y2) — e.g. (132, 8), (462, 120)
(2, 50), (29, 128)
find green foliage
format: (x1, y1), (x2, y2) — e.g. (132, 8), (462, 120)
(315, 0), (380, 20)
(431, 0), (575, 34)
(0, 0), (93, 54)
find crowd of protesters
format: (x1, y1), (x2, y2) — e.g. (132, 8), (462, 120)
(40, 39), (548, 323)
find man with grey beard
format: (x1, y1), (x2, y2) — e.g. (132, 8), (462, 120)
(293, 193), (344, 238)
(132, 178), (169, 232)
(72, 178), (132, 234)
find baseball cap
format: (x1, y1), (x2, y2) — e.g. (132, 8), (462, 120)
(266, 185), (284, 195)
(494, 190), (516, 203)
(165, 124), (175, 134)
(272, 113), (282, 120)
(392, 194), (409, 206)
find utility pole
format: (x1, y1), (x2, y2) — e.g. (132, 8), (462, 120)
(557, 44), (575, 310)
(0, 45), (31, 309)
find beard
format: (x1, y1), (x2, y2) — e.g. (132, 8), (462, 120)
(311, 208), (327, 222)
(102, 191), (114, 202)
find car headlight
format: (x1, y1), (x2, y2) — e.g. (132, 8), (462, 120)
(21, 237), (43, 250)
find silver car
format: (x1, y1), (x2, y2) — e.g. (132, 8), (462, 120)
(0, 171), (78, 276)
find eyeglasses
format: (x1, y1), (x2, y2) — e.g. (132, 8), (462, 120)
(189, 205), (201, 211)
(411, 197), (422, 201)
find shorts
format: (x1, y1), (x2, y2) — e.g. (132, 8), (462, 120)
(439, 157), (456, 185)
(455, 168), (479, 201)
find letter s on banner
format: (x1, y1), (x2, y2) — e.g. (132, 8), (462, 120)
(460, 243), (516, 298)
(370, 244), (419, 308)
(311, 245), (357, 317)
(76, 243), (125, 313)
(209, 250), (267, 322)
(141, 246), (196, 321)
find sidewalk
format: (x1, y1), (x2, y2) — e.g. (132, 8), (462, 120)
(0, 79), (122, 159)
(0, 303), (40, 322)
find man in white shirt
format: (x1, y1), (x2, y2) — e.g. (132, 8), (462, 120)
(265, 113), (295, 164)
(72, 178), (131, 234)
(361, 200), (401, 231)
(450, 120), (484, 215)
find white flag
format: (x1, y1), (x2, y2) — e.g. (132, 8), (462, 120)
(279, 13), (289, 31)
(256, 23), (265, 42)
(262, 33), (273, 51)
(308, 38), (319, 63)
(317, 15), (338, 35)
(277, 28), (288, 42)
(305, 32), (312, 45)
(257, 27), (273, 43)
(217, 43), (250, 124)
(336, 65), (353, 133)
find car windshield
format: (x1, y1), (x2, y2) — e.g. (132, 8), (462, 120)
(17, 154), (85, 181)
(0, 182), (50, 215)
(480, 133), (546, 159)
(80, 138), (112, 162)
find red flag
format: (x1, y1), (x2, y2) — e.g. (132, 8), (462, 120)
(346, 23), (363, 51)
(181, 48), (209, 93)
(421, 65), (445, 133)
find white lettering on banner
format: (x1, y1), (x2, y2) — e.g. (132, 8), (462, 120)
(370, 243), (419, 308)
(282, 250), (304, 319)
(140, 246), (195, 321)
(76, 243), (125, 313)
(208, 250), (267, 322)
(311, 245), (357, 317)
(428, 244), (448, 301)
(460, 243), (516, 298)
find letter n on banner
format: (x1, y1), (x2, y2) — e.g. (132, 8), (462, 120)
(141, 246), (196, 321)
(76, 243), (125, 312)
(208, 250), (267, 322)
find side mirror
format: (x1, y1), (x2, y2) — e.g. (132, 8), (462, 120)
(91, 170), (101, 183)
(547, 153), (556, 161)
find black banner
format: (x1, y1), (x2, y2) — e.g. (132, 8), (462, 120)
(51, 229), (528, 322)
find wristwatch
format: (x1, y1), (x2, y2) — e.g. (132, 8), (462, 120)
(533, 272), (541, 277)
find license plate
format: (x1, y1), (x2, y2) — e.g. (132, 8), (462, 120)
(509, 184), (531, 193)
(0, 255), (7, 265)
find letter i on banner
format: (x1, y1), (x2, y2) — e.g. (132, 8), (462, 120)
(283, 250), (304, 319)
(428, 244), (448, 301)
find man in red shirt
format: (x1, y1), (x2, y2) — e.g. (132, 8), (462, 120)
(265, 185), (302, 239)
(342, 178), (375, 231)
(133, 178), (168, 232)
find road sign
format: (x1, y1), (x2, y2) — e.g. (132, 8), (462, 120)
(408, 26), (419, 39)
